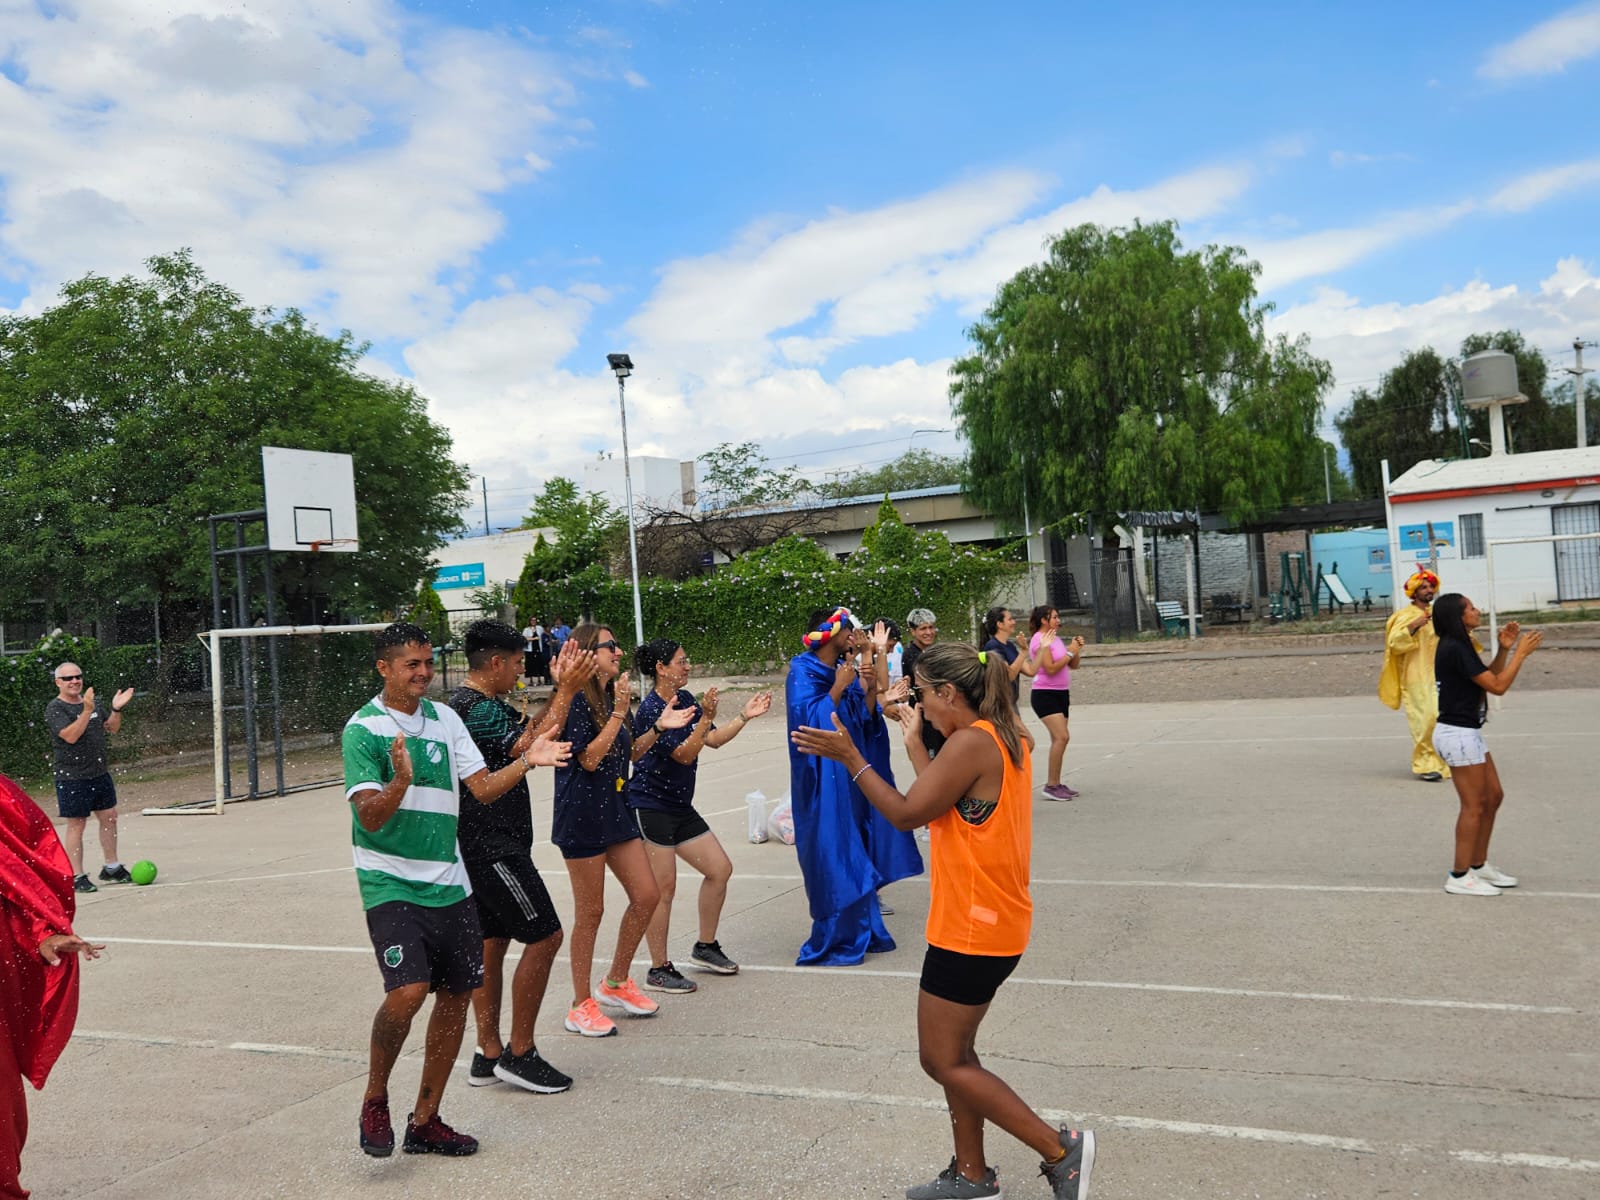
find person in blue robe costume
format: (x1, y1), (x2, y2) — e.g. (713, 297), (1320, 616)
(785, 608), (921, 965)
(839, 661), (924, 895)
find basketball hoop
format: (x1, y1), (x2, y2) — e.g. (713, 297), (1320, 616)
(308, 538), (360, 553)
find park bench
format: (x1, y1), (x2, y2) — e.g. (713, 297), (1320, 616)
(1207, 592), (1250, 624)
(1154, 599), (1202, 637)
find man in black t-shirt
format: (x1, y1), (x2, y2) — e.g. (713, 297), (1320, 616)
(448, 622), (590, 1094)
(45, 663), (137, 893)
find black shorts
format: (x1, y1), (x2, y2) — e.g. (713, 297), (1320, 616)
(55, 773), (118, 819)
(365, 898), (484, 994)
(466, 855), (562, 944)
(919, 944), (1022, 1007)
(1029, 688), (1071, 720)
(634, 806), (712, 847)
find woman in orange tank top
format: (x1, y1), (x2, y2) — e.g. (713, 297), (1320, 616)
(792, 642), (1098, 1200)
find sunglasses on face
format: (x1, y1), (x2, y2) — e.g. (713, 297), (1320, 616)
(57, 674), (83, 682)
(594, 640), (621, 652)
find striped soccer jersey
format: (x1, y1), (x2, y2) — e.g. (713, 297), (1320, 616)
(342, 696), (486, 910)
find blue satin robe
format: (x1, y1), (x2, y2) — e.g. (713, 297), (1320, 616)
(786, 651), (898, 965)
(840, 683), (924, 891)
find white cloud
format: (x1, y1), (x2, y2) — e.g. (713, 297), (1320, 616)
(623, 70), (650, 88)
(1479, 2), (1600, 79)
(1328, 149), (1415, 168)
(1486, 157), (1600, 211)
(1248, 202), (1476, 292)
(1268, 258), (1600, 418)
(0, 0), (581, 337)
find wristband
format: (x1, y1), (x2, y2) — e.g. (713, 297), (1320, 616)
(850, 762), (872, 783)
(608, 712), (625, 724)
(652, 722), (664, 735)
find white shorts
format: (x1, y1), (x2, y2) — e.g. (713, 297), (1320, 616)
(1433, 722), (1488, 768)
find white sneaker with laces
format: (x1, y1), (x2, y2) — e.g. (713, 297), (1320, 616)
(1475, 862), (1518, 888)
(1443, 870), (1502, 897)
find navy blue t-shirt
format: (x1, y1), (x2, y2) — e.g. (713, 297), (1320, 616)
(551, 691), (636, 852)
(982, 637), (1021, 702)
(627, 688), (711, 812)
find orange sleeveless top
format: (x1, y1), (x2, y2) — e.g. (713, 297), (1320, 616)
(925, 719), (1033, 956)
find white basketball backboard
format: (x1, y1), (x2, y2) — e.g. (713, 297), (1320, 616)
(262, 447), (360, 553)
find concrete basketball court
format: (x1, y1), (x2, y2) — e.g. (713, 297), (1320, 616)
(26, 686), (1600, 1199)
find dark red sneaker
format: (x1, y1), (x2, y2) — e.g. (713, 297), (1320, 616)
(358, 1095), (393, 1157)
(403, 1112), (479, 1157)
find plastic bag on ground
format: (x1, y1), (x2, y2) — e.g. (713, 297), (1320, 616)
(746, 790), (769, 843)
(766, 794), (795, 845)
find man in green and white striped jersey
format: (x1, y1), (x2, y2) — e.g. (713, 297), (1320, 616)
(344, 622), (570, 1160)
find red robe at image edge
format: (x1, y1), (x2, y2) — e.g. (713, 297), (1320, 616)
(0, 772), (79, 1091)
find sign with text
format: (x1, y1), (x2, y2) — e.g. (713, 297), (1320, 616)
(434, 562), (486, 590)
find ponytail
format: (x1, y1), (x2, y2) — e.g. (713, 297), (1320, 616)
(916, 642), (1033, 766)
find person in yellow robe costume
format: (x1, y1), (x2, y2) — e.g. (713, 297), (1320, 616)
(1378, 569), (1449, 781)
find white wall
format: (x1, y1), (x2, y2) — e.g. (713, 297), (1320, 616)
(431, 528), (554, 600)
(1388, 484), (1600, 611)
(582, 455), (689, 515)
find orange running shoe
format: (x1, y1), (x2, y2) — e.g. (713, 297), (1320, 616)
(594, 976), (659, 1016)
(563, 996), (618, 1037)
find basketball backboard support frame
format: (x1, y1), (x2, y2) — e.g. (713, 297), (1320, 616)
(262, 447), (360, 553)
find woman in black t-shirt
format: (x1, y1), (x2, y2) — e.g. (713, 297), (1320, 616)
(1430, 594), (1543, 898)
(553, 623), (693, 1036)
(979, 606), (1034, 704)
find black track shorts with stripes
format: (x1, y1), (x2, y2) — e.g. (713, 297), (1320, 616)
(465, 854), (563, 944)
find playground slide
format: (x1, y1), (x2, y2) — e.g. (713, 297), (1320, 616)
(1324, 571), (1356, 607)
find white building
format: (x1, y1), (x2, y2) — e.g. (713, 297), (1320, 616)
(431, 528), (555, 601)
(582, 454), (695, 515)
(1385, 446), (1600, 612)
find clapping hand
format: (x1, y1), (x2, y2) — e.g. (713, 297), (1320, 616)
(699, 687), (721, 722)
(552, 641), (596, 692)
(389, 733), (413, 780)
(742, 691), (773, 720)
(870, 620), (891, 655)
(658, 694), (698, 730)
(525, 726), (572, 768)
(790, 711), (858, 763)
(614, 670), (634, 710)
(111, 686), (135, 712)
(1498, 621), (1521, 650)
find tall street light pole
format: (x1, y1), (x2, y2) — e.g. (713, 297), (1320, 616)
(607, 353), (646, 646)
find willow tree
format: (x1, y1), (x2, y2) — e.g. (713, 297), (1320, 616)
(950, 220), (1332, 565)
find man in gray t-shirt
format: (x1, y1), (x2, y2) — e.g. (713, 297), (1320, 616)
(46, 662), (136, 893)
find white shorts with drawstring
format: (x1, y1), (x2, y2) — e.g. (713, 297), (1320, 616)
(1433, 722), (1488, 768)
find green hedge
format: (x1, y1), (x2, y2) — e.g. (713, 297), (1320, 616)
(514, 506), (1024, 668)
(0, 631), (380, 782)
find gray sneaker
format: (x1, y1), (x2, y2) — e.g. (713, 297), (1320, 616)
(467, 1050), (500, 1087)
(645, 962), (698, 993)
(1040, 1128), (1095, 1200)
(688, 940), (739, 975)
(905, 1158), (999, 1199)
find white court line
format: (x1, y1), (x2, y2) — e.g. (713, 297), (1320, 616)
(645, 1076), (1600, 1174)
(82, 937), (1576, 1013)
(94, 865), (1600, 902)
(737, 874), (1600, 901)
(76, 1029), (366, 1063)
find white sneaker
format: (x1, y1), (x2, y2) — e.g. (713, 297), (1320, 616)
(1475, 862), (1518, 888)
(1444, 870), (1502, 896)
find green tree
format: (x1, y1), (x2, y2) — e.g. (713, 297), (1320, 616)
(695, 441), (813, 510)
(0, 251), (468, 646)
(1336, 348), (1455, 496)
(821, 449), (964, 499)
(951, 220), (1332, 545)
(519, 477), (623, 571)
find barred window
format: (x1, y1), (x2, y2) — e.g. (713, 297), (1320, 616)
(1459, 512), (1484, 559)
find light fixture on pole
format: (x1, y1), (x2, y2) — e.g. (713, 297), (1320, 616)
(607, 353), (646, 646)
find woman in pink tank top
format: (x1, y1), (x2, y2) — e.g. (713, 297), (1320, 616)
(1027, 606), (1084, 801)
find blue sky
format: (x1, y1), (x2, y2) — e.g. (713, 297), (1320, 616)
(2, 0), (1598, 531)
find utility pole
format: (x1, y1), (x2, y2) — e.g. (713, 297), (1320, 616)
(1564, 338), (1595, 449)
(481, 477), (490, 536)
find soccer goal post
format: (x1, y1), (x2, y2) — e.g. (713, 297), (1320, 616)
(143, 622), (390, 817)
(1481, 530), (1600, 711)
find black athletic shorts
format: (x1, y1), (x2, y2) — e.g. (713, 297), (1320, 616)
(466, 855), (562, 944)
(365, 898), (484, 994)
(1029, 688), (1071, 720)
(634, 806), (712, 847)
(919, 944), (1023, 1007)
(55, 773), (118, 819)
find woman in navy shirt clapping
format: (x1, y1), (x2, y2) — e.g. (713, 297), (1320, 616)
(629, 638), (771, 992)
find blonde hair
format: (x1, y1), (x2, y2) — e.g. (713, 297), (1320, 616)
(914, 642), (1032, 766)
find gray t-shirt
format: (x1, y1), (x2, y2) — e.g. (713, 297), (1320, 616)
(47, 697), (111, 781)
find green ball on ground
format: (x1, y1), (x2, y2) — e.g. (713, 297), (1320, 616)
(130, 860), (158, 886)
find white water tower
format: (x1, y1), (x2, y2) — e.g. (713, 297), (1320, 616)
(1460, 350), (1526, 456)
